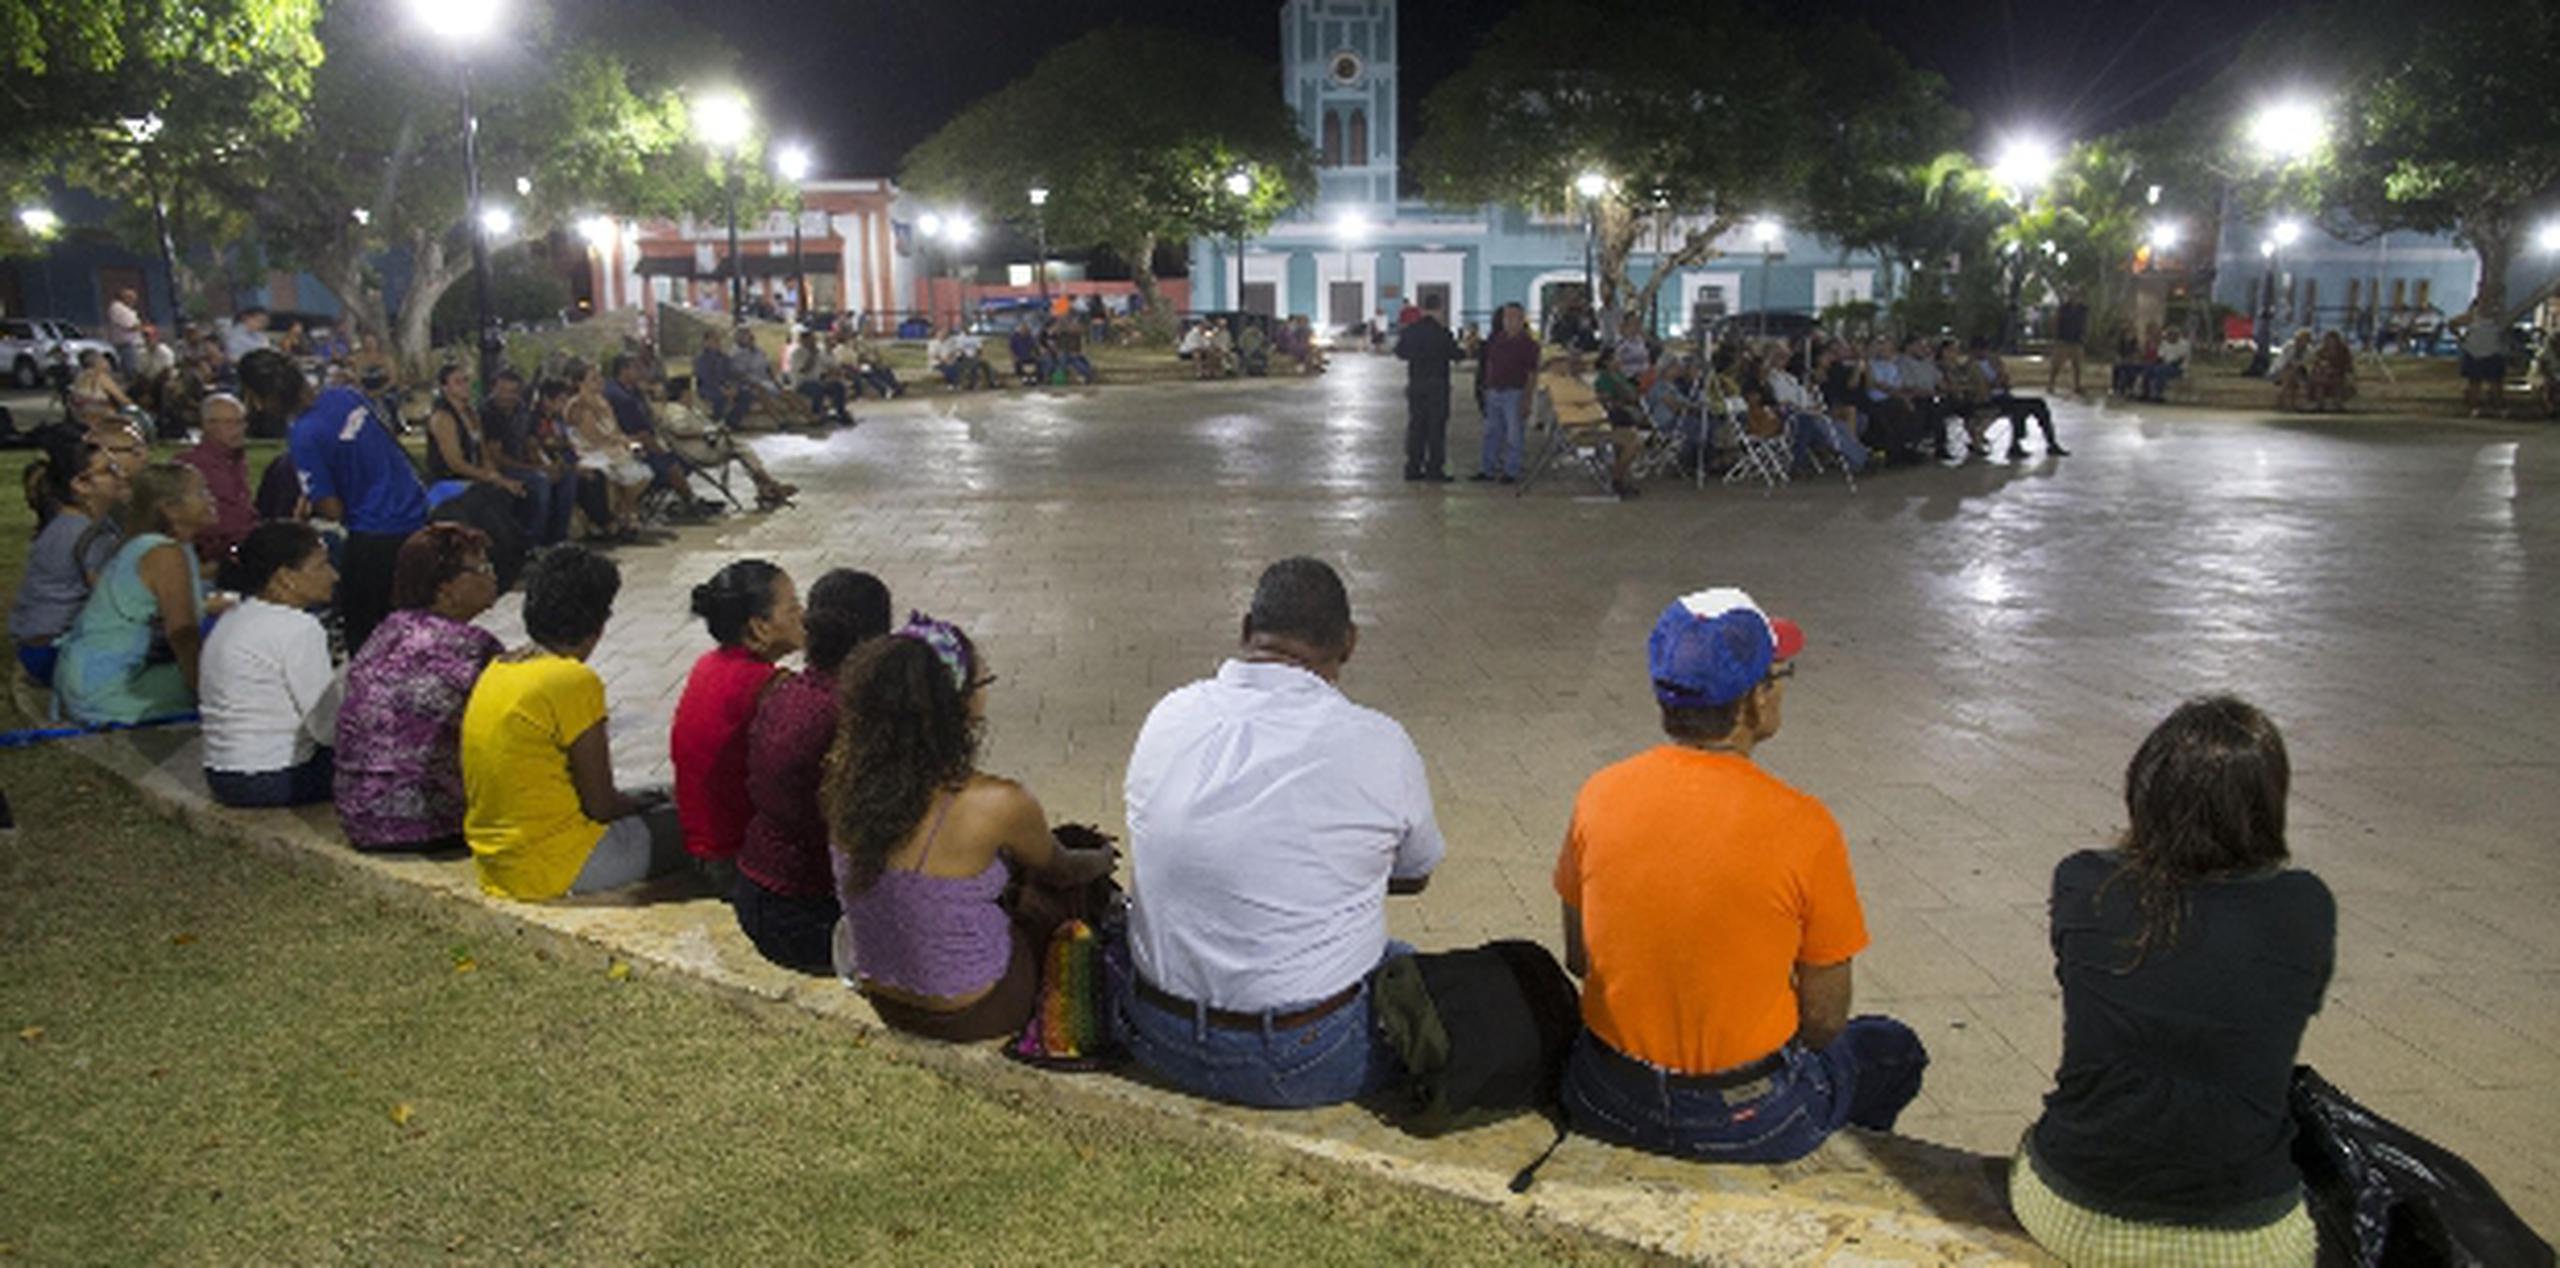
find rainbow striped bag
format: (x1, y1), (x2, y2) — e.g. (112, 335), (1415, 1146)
(1007, 917), (1119, 1071)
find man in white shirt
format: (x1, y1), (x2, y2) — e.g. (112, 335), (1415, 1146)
(1115, 557), (1445, 1109)
(105, 288), (144, 375)
(221, 308), (273, 365)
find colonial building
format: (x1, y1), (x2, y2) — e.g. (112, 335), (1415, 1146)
(1189, 0), (1897, 339)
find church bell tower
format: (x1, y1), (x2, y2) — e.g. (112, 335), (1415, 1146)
(1281, 0), (1398, 211)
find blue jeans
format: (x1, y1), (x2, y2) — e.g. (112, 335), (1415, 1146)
(1059, 355), (1095, 384)
(1788, 412), (1866, 473)
(1479, 387), (1526, 477)
(206, 747), (335, 808)
(1561, 1017), (1928, 1163)
(2142, 363), (2185, 397)
(1111, 942), (1409, 1109)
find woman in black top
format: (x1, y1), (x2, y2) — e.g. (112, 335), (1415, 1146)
(2013, 696), (2332, 1266)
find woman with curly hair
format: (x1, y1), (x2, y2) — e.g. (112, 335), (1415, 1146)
(824, 614), (1116, 1040)
(2012, 697), (2333, 1267)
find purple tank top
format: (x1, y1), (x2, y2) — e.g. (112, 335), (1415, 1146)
(837, 806), (1013, 999)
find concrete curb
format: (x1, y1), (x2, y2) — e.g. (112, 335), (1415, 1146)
(61, 724), (2050, 1266)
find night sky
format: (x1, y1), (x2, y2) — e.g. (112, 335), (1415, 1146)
(669, 0), (2305, 180)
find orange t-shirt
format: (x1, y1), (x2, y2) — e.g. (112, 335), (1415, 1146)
(1553, 745), (1869, 1074)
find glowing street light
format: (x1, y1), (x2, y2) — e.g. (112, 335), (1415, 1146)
(2272, 218), (2303, 247)
(2260, 239), (2277, 258)
(478, 206), (514, 237)
(2147, 221), (2182, 250)
(17, 206), (60, 237)
(1573, 170), (1609, 200)
(410, 0), (510, 392)
(944, 212), (977, 246)
(1991, 136), (2059, 199)
(577, 215), (617, 249)
(2248, 100), (2326, 163)
(2540, 222), (2560, 254)
(1224, 169), (1255, 199)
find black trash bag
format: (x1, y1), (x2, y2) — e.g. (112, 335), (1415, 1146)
(2291, 1065), (2553, 1268)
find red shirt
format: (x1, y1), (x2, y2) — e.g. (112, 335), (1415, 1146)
(737, 668), (839, 897)
(670, 645), (780, 860)
(177, 441), (256, 566)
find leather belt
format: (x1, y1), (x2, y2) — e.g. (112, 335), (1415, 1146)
(1134, 975), (1363, 1032)
(1589, 1033), (1787, 1093)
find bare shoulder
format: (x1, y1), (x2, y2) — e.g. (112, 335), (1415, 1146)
(959, 772), (1044, 822)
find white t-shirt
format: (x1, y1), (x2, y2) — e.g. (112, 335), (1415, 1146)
(106, 300), (141, 346)
(200, 597), (340, 773)
(1124, 659), (1445, 1012)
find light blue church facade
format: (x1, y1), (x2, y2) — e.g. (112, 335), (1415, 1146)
(1189, 0), (1897, 340)
(1194, 0), (2551, 345)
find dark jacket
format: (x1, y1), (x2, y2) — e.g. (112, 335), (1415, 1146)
(1395, 316), (1461, 389)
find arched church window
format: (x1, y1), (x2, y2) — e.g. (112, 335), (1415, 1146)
(1348, 109), (1368, 165)
(1321, 111), (1342, 167)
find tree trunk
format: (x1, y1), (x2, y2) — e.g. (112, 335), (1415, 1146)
(2464, 211), (2517, 325)
(1125, 232), (1175, 344)
(1624, 214), (1738, 335)
(390, 232), (474, 382)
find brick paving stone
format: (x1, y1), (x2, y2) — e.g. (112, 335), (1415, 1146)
(463, 353), (2558, 1236)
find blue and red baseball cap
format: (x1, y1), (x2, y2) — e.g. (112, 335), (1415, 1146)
(1647, 588), (1806, 708)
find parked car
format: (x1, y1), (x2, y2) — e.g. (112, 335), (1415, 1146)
(3, 317), (116, 388)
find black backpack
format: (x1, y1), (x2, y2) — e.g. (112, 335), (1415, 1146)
(1372, 939), (1581, 1140)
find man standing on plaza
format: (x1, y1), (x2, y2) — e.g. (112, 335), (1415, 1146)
(1471, 302), (1538, 483)
(105, 288), (144, 377)
(258, 349), (426, 655)
(1552, 588), (1925, 1162)
(2047, 291), (2089, 396)
(1395, 292), (1460, 482)
(1115, 557), (1445, 1109)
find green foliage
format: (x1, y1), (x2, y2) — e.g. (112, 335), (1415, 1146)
(2310, 0), (2560, 318)
(901, 25), (1317, 312)
(1411, 0), (1953, 319)
(0, 0), (321, 237)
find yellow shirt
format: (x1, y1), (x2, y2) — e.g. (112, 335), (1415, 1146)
(462, 653), (609, 900)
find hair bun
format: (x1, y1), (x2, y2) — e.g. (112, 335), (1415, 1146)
(689, 580), (720, 618)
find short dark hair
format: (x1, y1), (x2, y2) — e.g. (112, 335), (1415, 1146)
(391, 522), (493, 611)
(803, 568), (892, 674)
(492, 368), (525, 387)
(238, 305), (268, 320)
(436, 363), (467, 389)
(1245, 557), (1351, 651)
(218, 521), (328, 597)
(235, 348), (311, 417)
(689, 559), (785, 647)
(535, 376), (573, 403)
(521, 544), (622, 648)
(1660, 700), (1743, 744)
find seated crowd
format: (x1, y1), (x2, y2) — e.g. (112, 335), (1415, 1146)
(14, 503), (2344, 1260)
(1496, 312), (2070, 493)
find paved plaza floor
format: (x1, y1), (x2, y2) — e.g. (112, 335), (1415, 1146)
(474, 353), (2557, 1233)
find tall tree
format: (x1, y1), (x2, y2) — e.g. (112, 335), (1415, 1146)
(1412, 0), (1954, 322)
(2308, 0), (2560, 325)
(0, 0), (320, 281)
(900, 25), (1316, 334)
(177, 0), (757, 374)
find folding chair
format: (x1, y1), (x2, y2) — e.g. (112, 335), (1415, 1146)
(1723, 415), (1792, 492)
(1516, 414), (1622, 497)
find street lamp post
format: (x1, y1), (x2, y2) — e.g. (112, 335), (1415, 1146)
(1751, 217), (1783, 339)
(691, 92), (753, 320)
(408, 0), (506, 395)
(1574, 170), (1607, 327)
(1990, 135), (2059, 353)
(1027, 186), (1050, 310)
(1223, 169), (1255, 316)
(777, 144), (811, 322)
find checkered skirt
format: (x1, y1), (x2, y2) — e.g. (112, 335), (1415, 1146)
(2009, 1144), (2318, 1267)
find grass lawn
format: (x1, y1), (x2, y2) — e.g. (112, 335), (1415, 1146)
(0, 744), (1639, 1266)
